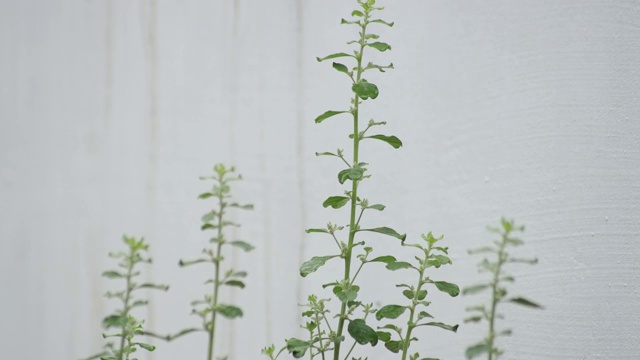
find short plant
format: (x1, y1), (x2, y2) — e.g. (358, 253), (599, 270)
(167, 164), (254, 360)
(263, 1), (459, 359)
(84, 235), (169, 360)
(463, 218), (542, 360)
(374, 232), (460, 360)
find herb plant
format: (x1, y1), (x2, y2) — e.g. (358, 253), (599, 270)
(463, 218), (542, 360)
(262, 1), (461, 359)
(166, 164), (254, 360)
(84, 235), (169, 360)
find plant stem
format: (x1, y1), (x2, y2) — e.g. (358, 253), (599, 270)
(487, 231), (508, 360)
(118, 247), (136, 360)
(400, 249), (429, 360)
(333, 13), (369, 360)
(207, 180), (224, 360)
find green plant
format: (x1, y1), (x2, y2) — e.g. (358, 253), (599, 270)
(83, 236), (169, 360)
(163, 164), (254, 360)
(463, 218), (542, 360)
(262, 1), (460, 359)
(374, 232), (460, 360)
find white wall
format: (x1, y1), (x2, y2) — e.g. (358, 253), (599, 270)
(1, 1), (639, 359)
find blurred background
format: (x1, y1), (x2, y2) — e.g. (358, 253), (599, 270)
(1, 0), (639, 359)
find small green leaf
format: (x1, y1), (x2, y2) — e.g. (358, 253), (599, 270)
(464, 316), (482, 323)
(332, 62), (351, 75)
(300, 255), (338, 277)
(368, 41), (391, 52)
(465, 343), (491, 359)
(102, 315), (127, 328)
(323, 196), (350, 209)
(417, 311), (433, 320)
(375, 305), (406, 320)
(352, 80), (379, 100)
(509, 297), (543, 309)
(230, 240), (254, 252)
(384, 340), (403, 353)
(178, 258), (209, 267)
(367, 203), (386, 211)
(376, 331), (391, 342)
(359, 227), (406, 241)
(434, 281), (460, 297)
(333, 285), (360, 303)
(225, 280), (245, 288)
(102, 271), (123, 279)
(216, 304), (243, 319)
(370, 19), (394, 27)
(198, 192), (213, 199)
(365, 134), (403, 149)
(135, 342), (156, 351)
(315, 151), (338, 157)
(419, 322), (459, 332)
(368, 255), (396, 264)
(306, 228), (329, 234)
(315, 110), (348, 124)
(316, 53), (355, 62)
(286, 338), (310, 359)
(347, 319), (378, 346)
(402, 289), (414, 299)
(463, 284), (491, 295)
(351, 10), (364, 17)
(386, 261), (413, 271)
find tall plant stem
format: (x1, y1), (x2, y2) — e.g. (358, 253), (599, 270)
(207, 186), (224, 360)
(118, 248), (136, 360)
(487, 232), (508, 360)
(333, 13), (369, 360)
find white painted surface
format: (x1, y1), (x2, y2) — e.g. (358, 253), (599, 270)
(1, 1), (639, 359)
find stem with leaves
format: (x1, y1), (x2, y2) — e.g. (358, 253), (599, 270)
(83, 236), (168, 360)
(463, 218), (543, 360)
(373, 232), (460, 360)
(171, 164), (253, 360)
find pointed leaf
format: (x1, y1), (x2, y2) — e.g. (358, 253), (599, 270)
(365, 134), (402, 148)
(306, 228), (329, 234)
(102, 271), (124, 279)
(370, 19), (394, 27)
(216, 304), (243, 319)
(509, 297), (543, 309)
(386, 261), (413, 271)
(316, 53), (354, 62)
(332, 62), (350, 75)
(463, 283), (491, 295)
(225, 280), (245, 288)
(230, 240), (254, 252)
(315, 110), (348, 124)
(465, 343), (491, 359)
(419, 322), (459, 332)
(368, 255), (396, 264)
(286, 338), (310, 359)
(384, 340), (403, 353)
(367, 203), (386, 211)
(368, 41), (391, 52)
(198, 192), (213, 199)
(358, 227), (406, 241)
(300, 255), (338, 277)
(135, 342), (156, 351)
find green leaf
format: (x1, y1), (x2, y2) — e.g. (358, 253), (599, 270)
(368, 41), (392, 52)
(419, 322), (459, 332)
(509, 297), (543, 309)
(465, 343), (491, 359)
(178, 258), (210, 267)
(333, 285), (360, 303)
(136, 283), (169, 291)
(216, 304), (243, 319)
(375, 305), (406, 320)
(358, 227), (406, 241)
(316, 52), (354, 62)
(306, 228), (329, 234)
(434, 281), (460, 297)
(225, 280), (245, 288)
(464, 316), (482, 323)
(135, 342), (156, 351)
(286, 338), (310, 359)
(230, 240), (254, 252)
(315, 110), (348, 124)
(102, 271), (123, 279)
(365, 134), (403, 149)
(370, 19), (395, 27)
(351, 10), (364, 17)
(386, 261), (413, 271)
(368, 255), (396, 264)
(352, 80), (379, 100)
(332, 62), (351, 75)
(323, 196), (350, 209)
(376, 331), (391, 342)
(367, 203), (386, 211)
(338, 167), (365, 184)
(347, 319), (378, 346)
(300, 255), (338, 277)
(102, 314), (127, 328)
(198, 192), (213, 199)
(463, 283), (491, 295)
(417, 311), (433, 320)
(315, 151), (338, 157)
(384, 340), (403, 353)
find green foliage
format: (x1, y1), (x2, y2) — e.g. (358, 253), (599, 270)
(83, 236), (168, 360)
(172, 164), (254, 360)
(375, 232), (459, 360)
(463, 218), (543, 360)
